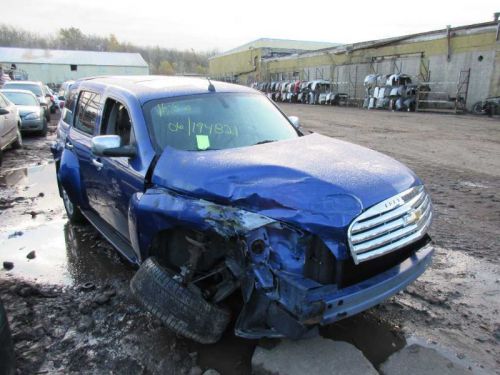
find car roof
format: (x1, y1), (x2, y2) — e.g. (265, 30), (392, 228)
(4, 80), (43, 85)
(74, 75), (256, 105)
(0, 88), (38, 97)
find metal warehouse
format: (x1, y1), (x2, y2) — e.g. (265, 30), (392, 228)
(209, 15), (500, 110)
(0, 47), (149, 84)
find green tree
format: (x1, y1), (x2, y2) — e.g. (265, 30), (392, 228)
(158, 60), (175, 75)
(58, 27), (85, 49)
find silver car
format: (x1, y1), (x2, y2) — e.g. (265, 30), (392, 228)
(1, 89), (47, 136)
(0, 91), (22, 166)
(2, 80), (50, 122)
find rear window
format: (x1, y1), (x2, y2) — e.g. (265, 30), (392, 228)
(74, 91), (101, 135)
(2, 91), (38, 106)
(3, 83), (43, 97)
(143, 93), (298, 152)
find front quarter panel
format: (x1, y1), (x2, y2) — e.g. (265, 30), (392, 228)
(58, 147), (88, 208)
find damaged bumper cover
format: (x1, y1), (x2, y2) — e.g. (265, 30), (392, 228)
(237, 241), (433, 339)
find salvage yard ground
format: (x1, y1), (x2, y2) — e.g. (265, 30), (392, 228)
(0, 106), (499, 374)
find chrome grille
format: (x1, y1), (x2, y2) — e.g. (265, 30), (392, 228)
(348, 186), (432, 264)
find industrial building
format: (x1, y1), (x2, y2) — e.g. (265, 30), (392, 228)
(209, 15), (500, 110)
(0, 47), (149, 84)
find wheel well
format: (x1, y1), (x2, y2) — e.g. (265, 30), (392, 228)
(149, 227), (236, 273)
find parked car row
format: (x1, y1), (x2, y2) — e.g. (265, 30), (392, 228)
(251, 80), (349, 105)
(0, 79), (73, 166)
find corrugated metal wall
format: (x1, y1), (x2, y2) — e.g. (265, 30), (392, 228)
(8, 63), (149, 84)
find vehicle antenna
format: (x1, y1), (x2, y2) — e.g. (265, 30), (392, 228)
(207, 77), (216, 92)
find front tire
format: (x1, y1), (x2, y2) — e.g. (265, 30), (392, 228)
(62, 187), (85, 224)
(130, 257), (230, 344)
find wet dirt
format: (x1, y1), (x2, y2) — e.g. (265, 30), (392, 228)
(1, 108), (499, 374)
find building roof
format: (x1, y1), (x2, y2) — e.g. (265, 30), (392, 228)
(214, 38), (341, 57)
(0, 47), (148, 67)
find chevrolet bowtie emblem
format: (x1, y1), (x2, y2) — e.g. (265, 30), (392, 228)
(404, 209), (422, 226)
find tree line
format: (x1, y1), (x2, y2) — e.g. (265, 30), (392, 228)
(0, 24), (218, 75)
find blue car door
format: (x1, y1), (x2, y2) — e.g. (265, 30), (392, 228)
(67, 90), (103, 213)
(90, 97), (145, 240)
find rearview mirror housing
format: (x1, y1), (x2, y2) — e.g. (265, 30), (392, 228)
(91, 135), (136, 158)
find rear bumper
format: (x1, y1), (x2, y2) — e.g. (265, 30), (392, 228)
(318, 242), (433, 324)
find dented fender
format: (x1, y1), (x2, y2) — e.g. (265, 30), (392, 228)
(129, 187), (276, 261)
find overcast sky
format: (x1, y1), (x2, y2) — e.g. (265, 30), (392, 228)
(3, 0), (499, 51)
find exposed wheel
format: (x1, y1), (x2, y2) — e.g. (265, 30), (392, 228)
(11, 125), (22, 149)
(0, 298), (15, 375)
(62, 187), (85, 224)
(130, 257), (230, 344)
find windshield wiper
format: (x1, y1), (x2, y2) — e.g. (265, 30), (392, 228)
(253, 140), (276, 145)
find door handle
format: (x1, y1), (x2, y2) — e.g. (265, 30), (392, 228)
(65, 141), (74, 150)
(92, 158), (103, 170)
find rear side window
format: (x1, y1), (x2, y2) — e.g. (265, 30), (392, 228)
(74, 91), (101, 135)
(62, 89), (78, 125)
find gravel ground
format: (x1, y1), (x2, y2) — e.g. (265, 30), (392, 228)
(0, 107), (499, 374)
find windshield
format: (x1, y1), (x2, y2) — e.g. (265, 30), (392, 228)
(143, 93), (298, 152)
(4, 83), (43, 97)
(2, 92), (38, 106)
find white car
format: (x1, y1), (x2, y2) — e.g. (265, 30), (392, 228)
(0, 91), (22, 166)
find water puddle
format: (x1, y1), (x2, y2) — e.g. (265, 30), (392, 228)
(0, 164), (132, 286)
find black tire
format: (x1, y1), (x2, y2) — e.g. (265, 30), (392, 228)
(0, 299), (15, 375)
(130, 257), (230, 344)
(61, 186), (85, 224)
(471, 101), (484, 115)
(11, 125), (22, 149)
(39, 119), (48, 137)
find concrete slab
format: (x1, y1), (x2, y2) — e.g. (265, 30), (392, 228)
(251, 336), (378, 375)
(380, 344), (470, 375)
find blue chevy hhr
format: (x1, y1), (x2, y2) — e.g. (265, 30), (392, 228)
(52, 76), (433, 343)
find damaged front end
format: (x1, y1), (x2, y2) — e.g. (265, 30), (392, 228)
(131, 185), (433, 341)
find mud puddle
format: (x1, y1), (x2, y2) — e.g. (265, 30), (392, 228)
(0, 164), (131, 286)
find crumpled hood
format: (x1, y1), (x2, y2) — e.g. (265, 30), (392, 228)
(151, 133), (420, 233)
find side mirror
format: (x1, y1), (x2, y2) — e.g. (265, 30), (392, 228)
(288, 115), (301, 130)
(0, 108), (9, 115)
(91, 135), (136, 158)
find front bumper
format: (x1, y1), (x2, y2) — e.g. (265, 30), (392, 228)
(20, 119), (44, 131)
(318, 242), (433, 324)
(236, 239), (433, 339)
